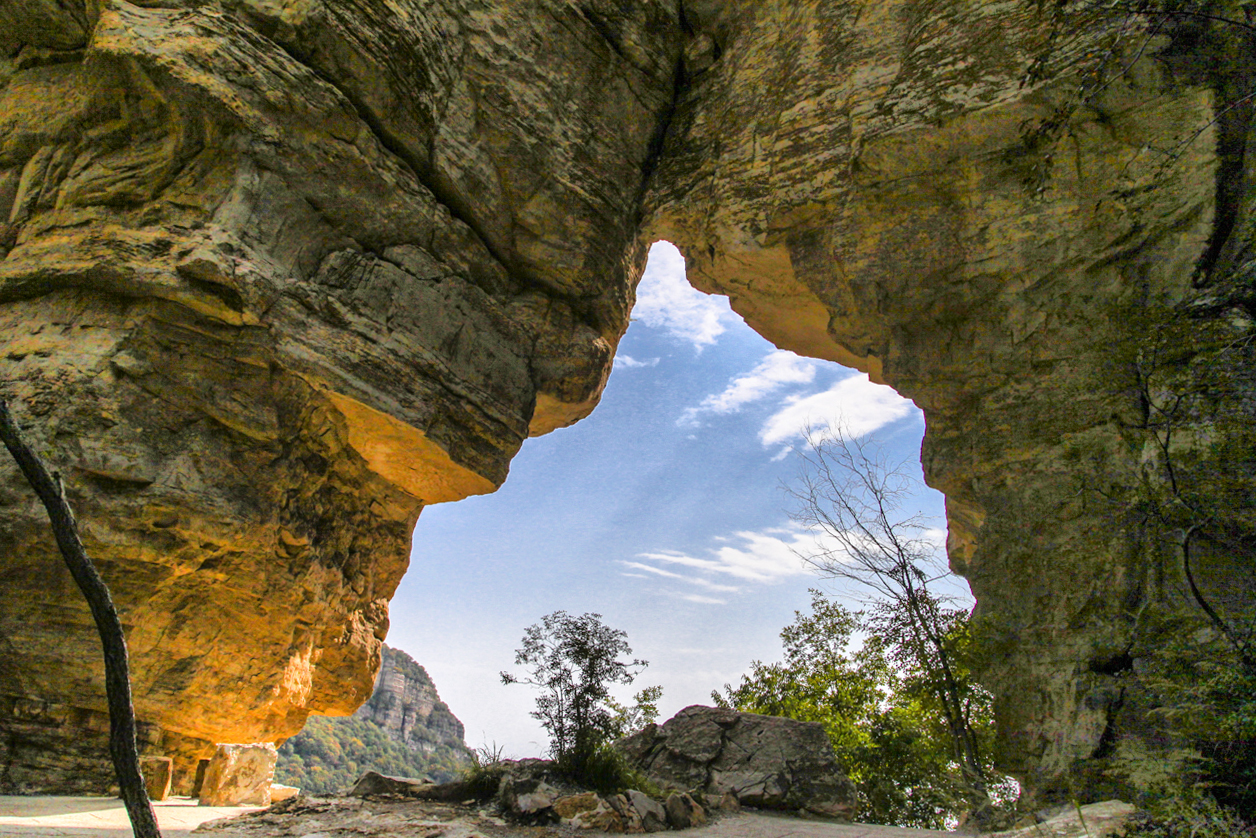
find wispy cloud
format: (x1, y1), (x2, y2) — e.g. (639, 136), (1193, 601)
(632, 241), (735, 350)
(618, 561), (741, 593)
(615, 354), (661, 369)
(759, 373), (916, 447)
(679, 350), (815, 428)
(679, 593), (728, 605)
(636, 526), (815, 587)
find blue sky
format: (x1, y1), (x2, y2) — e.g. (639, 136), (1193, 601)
(384, 242), (951, 757)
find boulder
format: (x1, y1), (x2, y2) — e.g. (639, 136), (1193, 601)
(350, 771), (428, 797)
(627, 788), (669, 833)
(269, 784), (300, 803)
(618, 706), (857, 821)
(554, 792), (602, 820)
(607, 794), (646, 834)
(554, 792), (628, 831)
(198, 743), (277, 807)
(697, 791), (740, 813)
(664, 792), (705, 829)
(499, 775), (560, 816)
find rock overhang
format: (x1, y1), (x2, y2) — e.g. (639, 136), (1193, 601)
(0, 0), (1251, 805)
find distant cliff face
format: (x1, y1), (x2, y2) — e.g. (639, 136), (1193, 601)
(354, 646), (466, 756)
(275, 645), (469, 793)
(0, 0), (1252, 804)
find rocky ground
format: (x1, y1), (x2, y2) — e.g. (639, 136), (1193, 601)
(192, 796), (1134, 838)
(0, 794), (1134, 838)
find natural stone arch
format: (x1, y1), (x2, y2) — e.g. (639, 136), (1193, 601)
(0, 0), (1251, 804)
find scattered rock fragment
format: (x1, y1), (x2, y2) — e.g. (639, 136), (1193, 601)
(664, 792), (705, 829)
(499, 775), (560, 816)
(351, 770), (429, 797)
(627, 788), (669, 832)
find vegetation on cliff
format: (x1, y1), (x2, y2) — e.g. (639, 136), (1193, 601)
(275, 715), (469, 795)
(276, 646), (472, 794)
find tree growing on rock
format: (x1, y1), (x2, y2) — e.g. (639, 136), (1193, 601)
(501, 611), (654, 775)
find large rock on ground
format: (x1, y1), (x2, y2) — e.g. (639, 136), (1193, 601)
(617, 706), (858, 820)
(198, 743), (278, 807)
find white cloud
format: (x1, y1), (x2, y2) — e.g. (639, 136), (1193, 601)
(679, 350), (815, 427)
(632, 241), (735, 350)
(679, 593), (728, 605)
(637, 527), (814, 585)
(615, 355), (660, 369)
(618, 561), (741, 593)
(759, 373), (917, 446)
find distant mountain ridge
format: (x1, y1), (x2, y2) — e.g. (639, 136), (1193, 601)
(276, 645), (471, 793)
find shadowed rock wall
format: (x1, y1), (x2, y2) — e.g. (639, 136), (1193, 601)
(0, 0), (1251, 803)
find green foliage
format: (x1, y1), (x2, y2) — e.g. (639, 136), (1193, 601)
(605, 685), (664, 741)
(461, 748), (509, 801)
(275, 715), (470, 795)
(501, 611), (650, 770)
(715, 590), (1016, 829)
(1126, 790), (1256, 838)
(556, 743), (661, 797)
(1126, 621), (1256, 820)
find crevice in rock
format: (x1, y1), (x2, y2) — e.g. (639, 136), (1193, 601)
(634, 11), (691, 226)
(1091, 688), (1126, 760)
(576, 7), (629, 63)
(1088, 651), (1134, 676)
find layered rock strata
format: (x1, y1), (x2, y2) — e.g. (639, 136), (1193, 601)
(352, 645), (467, 757)
(0, 0), (681, 793)
(0, 0), (1252, 803)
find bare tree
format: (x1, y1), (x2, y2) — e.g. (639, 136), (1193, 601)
(0, 397), (161, 838)
(787, 426), (991, 817)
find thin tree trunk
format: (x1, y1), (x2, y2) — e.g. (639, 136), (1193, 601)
(0, 397), (162, 838)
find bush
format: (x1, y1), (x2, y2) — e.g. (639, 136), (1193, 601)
(555, 744), (660, 796)
(1127, 793), (1256, 838)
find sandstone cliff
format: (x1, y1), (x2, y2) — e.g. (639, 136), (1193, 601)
(0, 0), (1251, 804)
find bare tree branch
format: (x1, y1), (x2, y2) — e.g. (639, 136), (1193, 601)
(0, 397), (161, 838)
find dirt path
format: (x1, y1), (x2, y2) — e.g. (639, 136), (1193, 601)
(0, 796), (263, 837)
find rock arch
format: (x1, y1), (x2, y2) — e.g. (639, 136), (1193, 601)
(0, 0), (1251, 802)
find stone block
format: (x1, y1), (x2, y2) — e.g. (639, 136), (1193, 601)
(197, 743), (277, 806)
(139, 756), (172, 802)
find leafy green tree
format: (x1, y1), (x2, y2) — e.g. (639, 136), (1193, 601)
(787, 427), (996, 820)
(606, 685), (664, 740)
(715, 590), (1010, 828)
(500, 611), (648, 772)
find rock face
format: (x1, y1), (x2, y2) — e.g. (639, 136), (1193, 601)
(0, 0), (1252, 805)
(617, 705), (859, 820)
(0, 0), (678, 794)
(353, 646), (466, 757)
